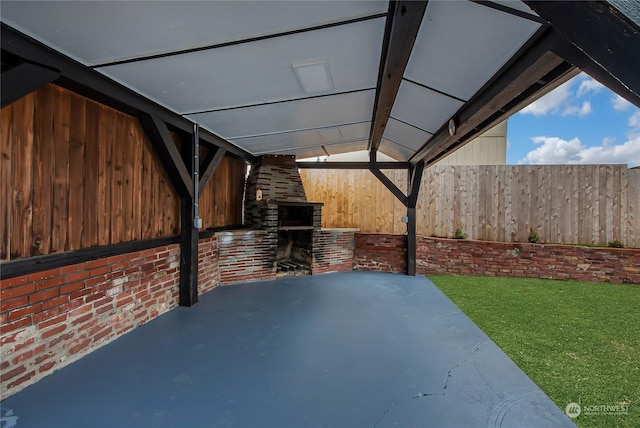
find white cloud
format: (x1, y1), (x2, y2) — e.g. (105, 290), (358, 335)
(612, 94), (634, 111)
(519, 73), (598, 118)
(562, 101), (591, 117)
(628, 111), (640, 139)
(577, 78), (604, 97)
(519, 81), (572, 117)
(519, 136), (640, 167)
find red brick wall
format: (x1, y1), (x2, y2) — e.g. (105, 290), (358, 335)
(198, 236), (219, 294)
(417, 237), (640, 284)
(0, 244), (181, 399)
(353, 233), (407, 273)
(313, 229), (357, 274)
(217, 230), (276, 284)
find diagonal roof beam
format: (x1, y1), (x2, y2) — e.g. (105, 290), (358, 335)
(1, 60), (60, 108)
(367, 1), (428, 159)
(523, 1), (640, 108)
(410, 28), (575, 166)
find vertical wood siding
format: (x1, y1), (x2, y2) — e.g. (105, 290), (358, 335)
(1, 85), (245, 261)
(300, 164), (640, 248)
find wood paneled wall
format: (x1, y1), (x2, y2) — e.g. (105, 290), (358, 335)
(1, 84), (245, 261)
(301, 164), (640, 248)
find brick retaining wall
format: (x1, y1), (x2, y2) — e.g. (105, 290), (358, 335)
(353, 233), (407, 273)
(416, 237), (640, 284)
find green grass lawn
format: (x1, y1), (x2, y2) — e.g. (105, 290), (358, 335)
(429, 275), (640, 428)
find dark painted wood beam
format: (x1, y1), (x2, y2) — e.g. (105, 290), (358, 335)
(297, 161), (410, 169)
(369, 168), (408, 206)
(524, 1), (640, 107)
(411, 28), (574, 166)
(406, 161), (424, 276)
(368, 1), (428, 155)
(178, 127), (199, 307)
(407, 160), (424, 208)
(1, 23), (255, 161)
(1, 61), (60, 107)
(199, 147), (226, 194)
(139, 114), (193, 198)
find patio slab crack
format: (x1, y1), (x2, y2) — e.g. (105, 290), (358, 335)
(372, 342), (486, 428)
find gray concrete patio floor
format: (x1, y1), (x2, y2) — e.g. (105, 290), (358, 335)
(1, 272), (575, 427)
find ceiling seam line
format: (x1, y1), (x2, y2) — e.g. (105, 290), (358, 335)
(388, 116), (434, 135)
(90, 12), (389, 69)
(382, 136), (418, 151)
(184, 87), (376, 115)
(402, 78), (467, 103)
(226, 120), (372, 140)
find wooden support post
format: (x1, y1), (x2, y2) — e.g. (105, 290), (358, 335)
(179, 124), (199, 306)
(406, 161), (424, 276)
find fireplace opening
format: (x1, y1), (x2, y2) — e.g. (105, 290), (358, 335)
(278, 205), (313, 228)
(277, 229), (312, 277)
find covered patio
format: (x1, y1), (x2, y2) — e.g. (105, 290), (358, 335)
(1, 272), (574, 427)
(1, 1), (639, 424)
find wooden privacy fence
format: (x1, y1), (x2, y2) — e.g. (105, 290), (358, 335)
(300, 164), (640, 248)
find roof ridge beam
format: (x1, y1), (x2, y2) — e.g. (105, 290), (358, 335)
(368, 1), (428, 155)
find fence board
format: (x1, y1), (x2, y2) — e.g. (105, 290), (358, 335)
(32, 87), (54, 256)
(0, 101), (13, 259)
(12, 96), (34, 259)
(68, 94), (86, 251)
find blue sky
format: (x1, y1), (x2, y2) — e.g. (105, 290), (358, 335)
(506, 72), (640, 167)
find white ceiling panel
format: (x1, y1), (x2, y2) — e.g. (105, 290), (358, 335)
(383, 118), (432, 151)
(289, 146), (327, 160)
(390, 80), (463, 134)
(230, 122), (369, 154)
(238, 124), (369, 154)
(324, 140), (369, 156)
(99, 18), (385, 113)
(189, 90), (375, 139)
(0, 1), (388, 65)
(379, 139), (414, 161)
(404, 0), (540, 101)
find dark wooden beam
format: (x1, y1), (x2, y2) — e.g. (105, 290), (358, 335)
(0, 235), (180, 280)
(1, 22), (255, 161)
(524, 1), (640, 107)
(406, 161), (424, 276)
(368, 1), (428, 155)
(369, 168), (408, 206)
(407, 207), (417, 276)
(178, 126), (199, 307)
(296, 161), (410, 169)
(1, 61), (60, 107)
(407, 160), (424, 208)
(199, 147), (227, 194)
(139, 114), (193, 198)
(411, 28), (574, 165)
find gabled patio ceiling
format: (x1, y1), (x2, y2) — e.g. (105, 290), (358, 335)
(2, 1), (638, 164)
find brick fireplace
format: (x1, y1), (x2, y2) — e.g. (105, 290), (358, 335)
(245, 155), (323, 277)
